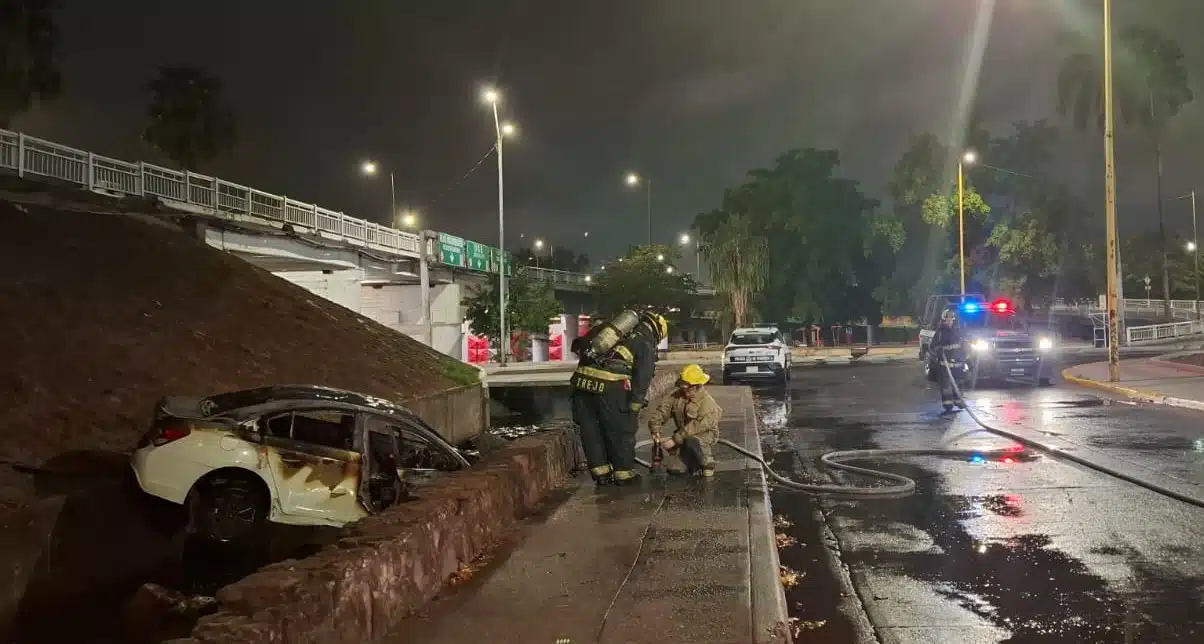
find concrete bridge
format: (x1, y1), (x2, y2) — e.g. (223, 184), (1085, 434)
(0, 128), (719, 359)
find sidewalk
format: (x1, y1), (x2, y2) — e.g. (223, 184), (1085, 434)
(485, 349), (913, 386)
(380, 386), (790, 644)
(1062, 353), (1204, 411)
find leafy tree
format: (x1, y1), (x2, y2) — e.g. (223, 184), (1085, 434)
(143, 66), (237, 171)
(591, 244), (698, 326)
(1057, 26), (1194, 315)
(0, 0), (62, 127)
(514, 244), (589, 272)
(464, 267), (562, 357)
(695, 149), (883, 326)
(881, 121), (1100, 313)
(696, 212), (766, 328)
(1121, 231), (1200, 302)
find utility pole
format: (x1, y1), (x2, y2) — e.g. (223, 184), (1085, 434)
(1102, 0), (1121, 381)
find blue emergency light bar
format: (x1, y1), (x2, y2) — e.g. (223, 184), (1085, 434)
(962, 302), (981, 314)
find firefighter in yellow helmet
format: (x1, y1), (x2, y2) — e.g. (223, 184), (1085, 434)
(570, 310), (668, 486)
(647, 364), (722, 477)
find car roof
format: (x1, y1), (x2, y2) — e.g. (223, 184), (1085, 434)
(202, 385), (410, 416)
(733, 327), (779, 334)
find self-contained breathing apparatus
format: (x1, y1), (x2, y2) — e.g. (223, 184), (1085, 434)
(570, 309), (668, 485)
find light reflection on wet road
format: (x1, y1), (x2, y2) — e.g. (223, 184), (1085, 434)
(743, 362), (1204, 643)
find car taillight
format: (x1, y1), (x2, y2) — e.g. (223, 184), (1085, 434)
(153, 426), (191, 446)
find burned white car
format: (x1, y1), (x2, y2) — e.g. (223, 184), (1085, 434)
(130, 385), (472, 544)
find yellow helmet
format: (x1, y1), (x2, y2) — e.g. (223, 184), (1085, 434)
(679, 364), (710, 386)
(641, 311), (669, 342)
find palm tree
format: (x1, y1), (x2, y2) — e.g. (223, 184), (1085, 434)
(699, 212), (768, 328)
(1056, 26), (1194, 318)
(0, 0), (62, 127)
(143, 66), (238, 171)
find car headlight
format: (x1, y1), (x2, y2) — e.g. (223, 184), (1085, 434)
(1037, 337), (1054, 351)
(970, 339), (990, 352)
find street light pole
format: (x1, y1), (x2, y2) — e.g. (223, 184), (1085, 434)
(483, 88), (510, 366)
(1193, 190), (1199, 316)
(1102, 0), (1121, 382)
(645, 179), (652, 245)
(957, 151), (975, 296)
(389, 172), (396, 226)
(625, 173), (652, 245)
(958, 160), (966, 296)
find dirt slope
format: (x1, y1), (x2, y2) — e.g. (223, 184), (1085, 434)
(0, 198), (476, 475)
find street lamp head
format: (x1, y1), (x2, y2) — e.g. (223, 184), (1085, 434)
(500, 122), (516, 137)
(482, 87), (500, 104)
(584, 275), (592, 283)
(962, 151), (977, 165)
(534, 238), (544, 249)
(679, 233), (690, 245)
(1188, 241), (1198, 252)
(399, 211), (417, 228)
(665, 266), (674, 274)
(656, 253), (665, 262)
(361, 160), (378, 176)
(625, 172), (640, 186)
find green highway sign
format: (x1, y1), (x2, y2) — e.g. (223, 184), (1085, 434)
(437, 232), (465, 267)
(466, 240), (491, 272)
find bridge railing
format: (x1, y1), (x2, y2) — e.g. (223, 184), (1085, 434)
(0, 128), (421, 257)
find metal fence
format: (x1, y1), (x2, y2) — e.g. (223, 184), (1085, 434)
(0, 128), (421, 257)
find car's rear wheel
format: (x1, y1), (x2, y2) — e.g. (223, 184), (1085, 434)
(187, 472), (268, 545)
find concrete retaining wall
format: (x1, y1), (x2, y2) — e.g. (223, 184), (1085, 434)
(406, 383), (487, 446)
(170, 428), (579, 644)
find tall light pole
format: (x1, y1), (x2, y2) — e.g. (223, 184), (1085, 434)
(533, 238), (544, 268)
(679, 232), (700, 280)
(1174, 191), (1199, 315)
(483, 87), (517, 365)
(1102, 0), (1121, 382)
(957, 150), (977, 296)
(361, 160), (396, 225)
(625, 172), (652, 245)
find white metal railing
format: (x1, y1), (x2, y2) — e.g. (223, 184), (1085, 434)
(0, 128), (421, 258)
(1126, 320), (1203, 344)
(525, 266), (592, 287)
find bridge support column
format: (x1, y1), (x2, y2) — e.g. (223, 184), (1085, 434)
(560, 313), (578, 362)
(420, 252), (432, 347)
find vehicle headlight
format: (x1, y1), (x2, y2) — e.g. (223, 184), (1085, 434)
(970, 339), (990, 353)
(1037, 337), (1054, 351)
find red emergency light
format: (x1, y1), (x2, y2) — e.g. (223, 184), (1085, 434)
(990, 299), (1012, 314)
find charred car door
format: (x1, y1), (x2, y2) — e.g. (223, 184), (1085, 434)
(260, 409), (368, 525)
(358, 415), (407, 513)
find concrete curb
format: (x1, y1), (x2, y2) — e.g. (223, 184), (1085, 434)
(1060, 367), (1204, 412)
(741, 386), (794, 644)
(1149, 351), (1204, 375)
(171, 430), (579, 644)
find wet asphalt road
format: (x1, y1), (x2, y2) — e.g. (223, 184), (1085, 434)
(733, 361), (1204, 644)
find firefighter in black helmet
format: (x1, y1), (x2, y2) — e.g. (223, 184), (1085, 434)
(570, 310), (668, 486)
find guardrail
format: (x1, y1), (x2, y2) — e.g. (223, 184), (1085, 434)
(0, 128), (421, 257)
(1126, 320), (1203, 344)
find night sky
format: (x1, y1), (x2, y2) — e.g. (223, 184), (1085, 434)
(14, 1), (1204, 265)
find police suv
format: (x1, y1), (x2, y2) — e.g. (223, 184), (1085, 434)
(721, 324), (791, 385)
(918, 294), (1057, 387)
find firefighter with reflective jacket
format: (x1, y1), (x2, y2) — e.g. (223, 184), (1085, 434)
(570, 310), (668, 486)
(648, 364), (722, 477)
(929, 307), (967, 413)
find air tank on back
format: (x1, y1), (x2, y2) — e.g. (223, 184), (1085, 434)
(584, 309), (640, 360)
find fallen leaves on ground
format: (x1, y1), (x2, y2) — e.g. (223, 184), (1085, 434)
(788, 617), (828, 636)
(779, 565), (804, 588)
(773, 514), (793, 530)
(775, 532), (798, 548)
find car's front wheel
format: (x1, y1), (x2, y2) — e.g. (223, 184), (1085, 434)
(187, 472), (269, 545)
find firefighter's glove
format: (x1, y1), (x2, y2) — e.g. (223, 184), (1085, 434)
(660, 438), (677, 451)
(629, 401), (645, 413)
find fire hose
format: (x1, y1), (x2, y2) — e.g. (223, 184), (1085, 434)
(630, 356), (1204, 507)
